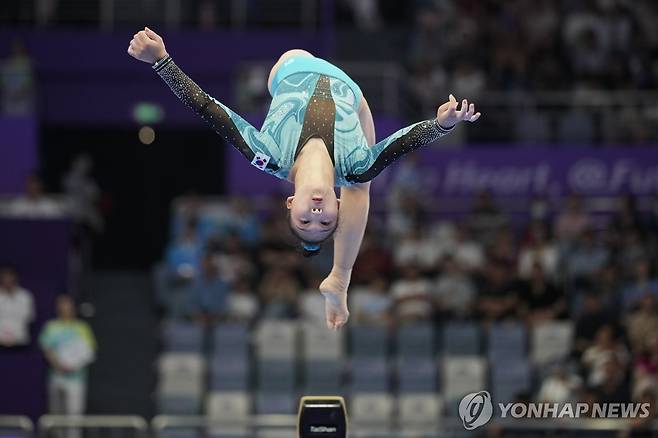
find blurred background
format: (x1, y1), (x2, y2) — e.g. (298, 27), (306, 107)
(1, 0), (658, 437)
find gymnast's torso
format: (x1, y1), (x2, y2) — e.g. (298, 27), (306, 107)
(153, 54), (453, 186)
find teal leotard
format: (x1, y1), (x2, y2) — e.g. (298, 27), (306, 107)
(154, 55), (453, 186)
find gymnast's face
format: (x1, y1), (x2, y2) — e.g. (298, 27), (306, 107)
(286, 189), (339, 242)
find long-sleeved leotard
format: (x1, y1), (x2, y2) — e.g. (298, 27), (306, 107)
(153, 55), (453, 185)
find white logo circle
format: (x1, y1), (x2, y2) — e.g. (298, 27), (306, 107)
(568, 158), (608, 193)
(459, 391), (493, 430)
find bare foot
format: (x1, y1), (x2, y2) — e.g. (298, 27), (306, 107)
(319, 274), (350, 330)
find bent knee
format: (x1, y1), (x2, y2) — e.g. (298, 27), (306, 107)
(268, 49), (314, 94)
(278, 49), (314, 61)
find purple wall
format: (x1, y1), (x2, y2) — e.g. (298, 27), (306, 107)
(0, 117), (38, 194)
(0, 219), (71, 420)
(0, 29), (328, 126)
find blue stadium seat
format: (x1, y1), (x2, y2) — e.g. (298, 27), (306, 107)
(350, 325), (388, 358)
(257, 360), (296, 393)
(491, 361), (532, 404)
(442, 322), (480, 356)
(255, 392), (295, 415)
(488, 322), (526, 360)
(303, 360), (343, 393)
(212, 323), (249, 354)
(396, 323), (434, 358)
(209, 356), (249, 391)
(397, 357), (437, 393)
(350, 357), (389, 392)
(162, 320), (204, 352)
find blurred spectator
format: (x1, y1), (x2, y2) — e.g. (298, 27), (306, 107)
(622, 259), (658, 310)
(625, 293), (658, 355)
(574, 291), (615, 356)
(170, 194), (216, 243)
(536, 364), (582, 403)
(210, 231), (255, 284)
(351, 228), (394, 285)
(518, 220), (559, 280)
(1, 39), (34, 115)
(226, 196), (261, 247)
(610, 195), (645, 238)
(187, 254), (229, 326)
(477, 259), (519, 322)
(62, 154), (102, 232)
(39, 295), (96, 419)
(7, 174), (63, 218)
(564, 228), (609, 283)
(165, 220), (203, 283)
(0, 267), (34, 347)
(341, 0), (382, 31)
(554, 195), (591, 244)
(390, 265), (433, 323)
(518, 262), (567, 325)
(226, 278), (258, 322)
(394, 228), (441, 272)
(632, 333), (658, 399)
(591, 355), (631, 404)
(258, 268), (301, 319)
(582, 324), (629, 387)
(434, 255), (477, 319)
(351, 276), (390, 326)
(468, 191), (507, 244)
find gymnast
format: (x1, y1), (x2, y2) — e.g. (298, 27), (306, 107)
(128, 27), (481, 330)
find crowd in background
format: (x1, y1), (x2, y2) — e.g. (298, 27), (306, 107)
(156, 161), (658, 409)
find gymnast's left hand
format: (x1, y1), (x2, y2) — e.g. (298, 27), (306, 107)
(127, 27), (168, 64)
(319, 272), (351, 330)
(437, 94), (481, 129)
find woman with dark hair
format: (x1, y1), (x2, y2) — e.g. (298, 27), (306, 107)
(128, 27), (481, 329)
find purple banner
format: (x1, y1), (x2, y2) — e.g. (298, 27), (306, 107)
(0, 117), (38, 194)
(227, 146), (658, 198)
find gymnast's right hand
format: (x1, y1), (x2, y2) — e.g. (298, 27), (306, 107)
(127, 27), (168, 64)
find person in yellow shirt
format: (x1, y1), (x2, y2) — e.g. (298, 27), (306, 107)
(40, 295), (96, 418)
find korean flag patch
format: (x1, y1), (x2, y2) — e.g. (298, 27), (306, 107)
(251, 153), (271, 171)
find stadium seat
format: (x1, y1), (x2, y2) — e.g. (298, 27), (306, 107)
(303, 360), (343, 393)
(488, 322), (526, 360)
(350, 357), (390, 392)
(398, 394), (443, 427)
(491, 361), (532, 404)
(162, 320), (204, 352)
(254, 320), (297, 360)
(301, 322), (343, 361)
(209, 355), (249, 391)
(350, 393), (394, 431)
(531, 321), (573, 367)
(442, 356), (487, 413)
(212, 323), (249, 356)
(396, 323), (434, 358)
(158, 352), (205, 379)
(255, 392), (295, 415)
(397, 357), (437, 393)
(350, 325), (388, 358)
(257, 359), (296, 393)
(442, 322), (481, 356)
(207, 391), (251, 421)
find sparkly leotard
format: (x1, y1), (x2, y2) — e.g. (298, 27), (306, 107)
(153, 55), (453, 186)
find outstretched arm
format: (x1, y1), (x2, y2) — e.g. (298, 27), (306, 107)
(346, 94), (481, 184)
(128, 27), (281, 174)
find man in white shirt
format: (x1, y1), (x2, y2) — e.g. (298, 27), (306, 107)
(6, 174), (64, 219)
(0, 267), (35, 347)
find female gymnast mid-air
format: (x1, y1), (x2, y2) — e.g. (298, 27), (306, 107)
(128, 27), (481, 330)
